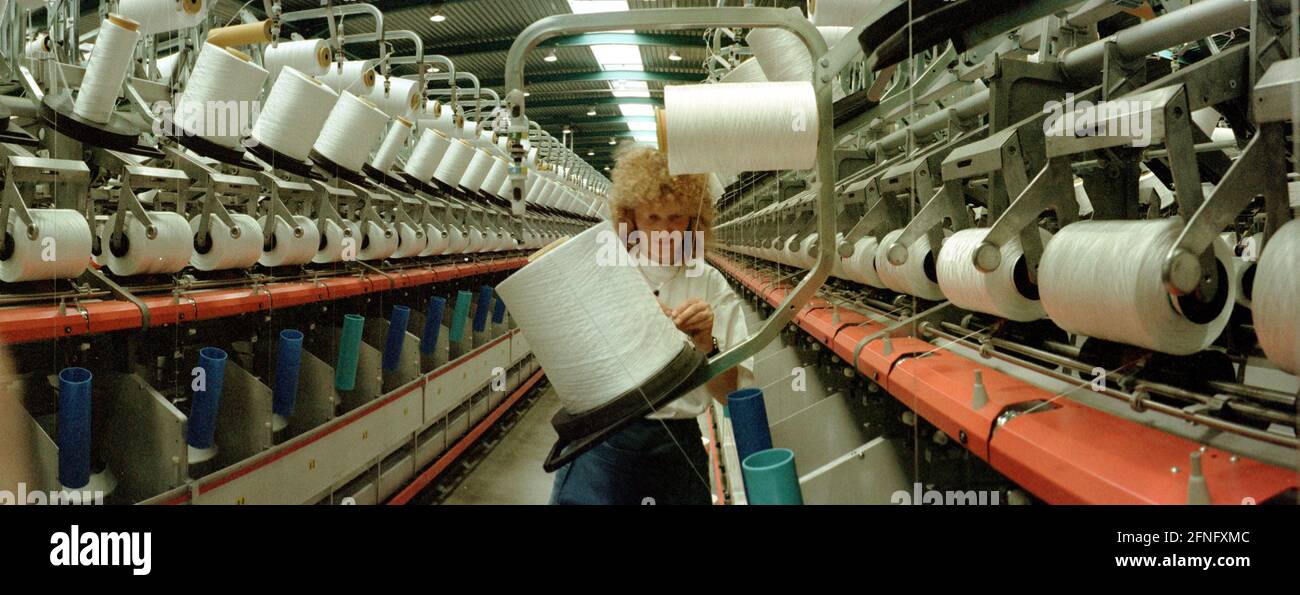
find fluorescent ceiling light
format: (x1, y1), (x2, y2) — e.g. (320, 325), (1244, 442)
(429, 13), (446, 23)
(612, 80), (650, 98)
(619, 104), (655, 117)
(626, 121), (656, 131)
(567, 1), (630, 15)
(590, 45), (644, 71)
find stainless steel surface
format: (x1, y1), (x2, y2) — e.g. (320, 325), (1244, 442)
(102, 374), (187, 502)
(212, 360), (274, 468)
(797, 437), (911, 505)
(769, 392), (874, 473)
(285, 350), (340, 439)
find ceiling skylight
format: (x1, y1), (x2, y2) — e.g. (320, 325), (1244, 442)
(618, 103), (656, 117)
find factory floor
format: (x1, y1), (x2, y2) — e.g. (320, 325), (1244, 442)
(441, 386), (562, 504)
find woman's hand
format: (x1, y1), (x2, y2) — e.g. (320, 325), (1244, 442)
(670, 298), (714, 353)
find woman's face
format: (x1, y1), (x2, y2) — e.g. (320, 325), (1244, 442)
(631, 200), (695, 265)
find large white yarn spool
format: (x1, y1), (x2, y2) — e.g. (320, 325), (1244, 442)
(420, 224), (447, 257)
(445, 225), (467, 254)
(496, 221), (691, 414)
(553, 188), (573, 212)
(772, 237), (789, 262)
(369, 117), (412, 173)
(250, 66), (338, 161)
(0, 209), (92, 282)
(795, 233), (820, 269)
(263, 38), (330, 83)
(403, 128), (452, 182)
(779, 234), (799, 266)
(99, 211), (192, 276)
(426, 222), (452, 252)
(1038, 218), (1236, 355)
(481, 228), (499, 252)
(459, 149), (495, 193)
(828, 234), (847, 278)
(938, 228), (1051, 322)
(525, 175), (548, 204)
(1231, 255), (1255, 308)
(74, 15), (141, 124)
(465, 226), (485, 253)
(459, 120), (485, 144)
(357, 220), (397, 261)
(561, 187), (581, 212)
(391, 222), (426, 258)
(116, 0), (208, 35)
(319, 60), (374, 96)
(258, 215), (319, 266)
(1251, 219), (1300, 374)
(499, 162), (522, 200)
(875, 229), (946, 300)
(746, 15), (849, 100)
(482, 157), (510, 198)
(663, 81), (818, 175)
(434, 138), (477, 187)
(188, 213), (261, 271)
(174, 44), (268, 148)
(817, 26), (854, 50)
(541, 180), (564, 207)
(720, 58), (767, 83)
(839, 236), (887, 286)
(26, 32), (53, 58)
(312, 218), (349, 264)
(313, 91), (389, 172)
(367, 76), (420, 119)
(421, 104), (460, 136)
(745, 9), (811, 83)
(809, 0), (884, 26)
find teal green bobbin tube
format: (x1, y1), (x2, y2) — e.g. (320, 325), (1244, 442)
(741, 448), (803, 505)
(449, 290), (472, 344)
(335, 314), (365, 391)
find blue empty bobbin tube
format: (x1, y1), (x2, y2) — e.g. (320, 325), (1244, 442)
(449, 290), (472, 344)
(335, 314), (365, 391)
(492, 293), (507, 325)
(742, 448), (803, 505)
(473, 285), (493, 333)
(272, 329), (304, 418)
(727, 387), (773, 463)
(383, 305), (411, 372)
(57, 367), (93, 489)
(420, 296), (447, 356)
(187, 347), (228, 450)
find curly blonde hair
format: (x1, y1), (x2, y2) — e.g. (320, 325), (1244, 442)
(609, 147), (715, 243)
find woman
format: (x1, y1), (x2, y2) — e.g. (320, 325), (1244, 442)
(549, 147), (754, 505)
